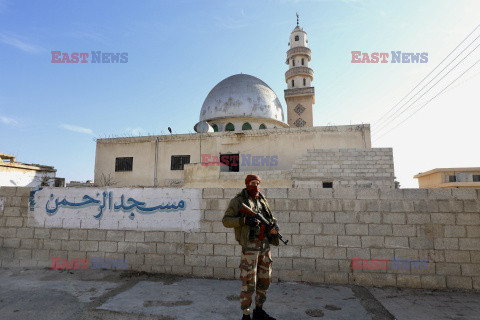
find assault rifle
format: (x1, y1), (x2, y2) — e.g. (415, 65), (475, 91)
(238, 203), (289, 245)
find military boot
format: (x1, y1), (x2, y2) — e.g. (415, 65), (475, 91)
(252, 307), (276, 320)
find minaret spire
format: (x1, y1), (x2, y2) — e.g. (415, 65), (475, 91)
(284, 19), (315, 128)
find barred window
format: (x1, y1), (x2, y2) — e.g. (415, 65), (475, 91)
(448, 175), (456, 182)
(473, 175), (480, 182)
(171, 155), (190, 170)
(295, 35), (299, 41)
(323, 182), (333, 188)
(115, 157), (133, 172)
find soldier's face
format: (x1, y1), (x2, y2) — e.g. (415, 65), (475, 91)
(248, 180), (260, 187)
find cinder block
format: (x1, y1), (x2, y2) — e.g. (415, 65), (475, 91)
(314, 235), (337, 247)
(272, 199), (296, 211)
(345, 224), (368, 236)
(434, 238), (459, 250)
(278, 245), (301, 258)
(431, 213), (455, 224)
(324, 272), (348, 284)
(407, 213), (430, 224)
(452, 189), (477, 200)
(380, 189), (404, 200)
(384, 236), (409, 249)
(69, 229), (87, 240)
(117, 242), (137, 253)
(197, 244), (214, 255)
(213, 244), (235, 256)
(265, 188), (287, 199)
(301, 247), (323, 258)
(404, 189), (427, 200)
(206, 256), (226, 268)
(4, 207), (22, 217)
(312, 212), (335, 223)
(446, 276), (472, 289)
(324, 248), (346, 259)
(335, 212), (358, 224)
(410, 238), (434, 250)
(456, 213), (480, 225)
(461, 264), (480, 276)
(165, 254), (184, 267)
(438, 200), (463, 213)
(293, 258), (315, 270)
(444, 226), (466, 238)
(214, 267), (235, 279)
(333, 188), (356, 199)
(288, 188), (310, 199)
(383, 213), (406, 224)
(427, 189), (452, 199)
(98, 241), (117, 252)
(203, 188), (223, 199)
(397, 275), (421, 288)
(61, 240), (80, 251)
(346, 248), (370, 259)
(278, 269), (302, 282)
(466, 226), (480, 238)
(192, 266), (213, 277)
(459, 238), (480, 250)
(290, 211), (312, 223)
(421, 275), (446, 289)
(368, 224), (393, 236)
(291, 235), (315, 246)
(51, 229), (69, 240)
(20, 239), (42, 249)
(361, 236), (384, 248)
(88, 230), (107, 241)
(463, 200), (480, 213)
(204, 210), (224, 222)
(322, 224), (345, 235)
(3, 238), (20, 248)
(144, 254), (165, 266)
(5, 217), (23, 227)
(310, 189), (333, 199)
(390, 201), (414, 213)
(14, 249), (32, 259)
(358, 212), (381, 224)
(301, 271), (325, 283)
(16, 227), (33, 238)
(444, 250), (470, 263)
(338, 236), (361, 247)
(205, 233), (226, 244)
(136, 243), (156, 254)
(357, 189), (379, 200)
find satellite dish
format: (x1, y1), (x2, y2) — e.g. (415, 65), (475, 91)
(196, 121), (214, 133)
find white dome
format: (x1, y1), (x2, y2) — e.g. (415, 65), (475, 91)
(198, 74), (285, 123)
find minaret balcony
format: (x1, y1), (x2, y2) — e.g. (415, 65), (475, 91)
(284, 87), (315, 98)
(286, 46), (311, 63)
(285, 67), (314, 81)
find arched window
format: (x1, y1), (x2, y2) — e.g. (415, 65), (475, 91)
(292, 59), (295, 66)
(292, 79), (294, 87)
(303, 78), (306, 86)
(295, 35), (299, 41)
(301, 58), (304, 65)
(259, 124), (267, 129)
(242, 123), (252, 130)
(212, 124), (218, 132)
(225, 123), (235, 131)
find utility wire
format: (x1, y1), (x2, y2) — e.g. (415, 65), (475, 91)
(373, 23), (480, 128)
(373, 55), (480, 142)
(374, 31), (480, 134)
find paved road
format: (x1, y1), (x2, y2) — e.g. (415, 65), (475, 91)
(0, 268), (479, 320)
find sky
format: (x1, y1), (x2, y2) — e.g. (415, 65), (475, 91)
(1, 0), (479, 187)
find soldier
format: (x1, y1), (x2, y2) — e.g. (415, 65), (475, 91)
(222, 174), (279, 320)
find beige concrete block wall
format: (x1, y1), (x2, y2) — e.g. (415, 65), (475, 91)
(0, 187), (479, 291)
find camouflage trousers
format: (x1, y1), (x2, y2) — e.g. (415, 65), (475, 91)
(239, 240), (272, 314)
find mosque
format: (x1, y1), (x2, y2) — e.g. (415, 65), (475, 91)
(94, 18), (395, 189)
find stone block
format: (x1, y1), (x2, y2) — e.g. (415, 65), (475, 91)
(397, 275), (421, 288)
(430, 213), (455, 224)
(434, 238), (459, 250)
(338, 236), (361, 247)
(88, 230), (107, 241)
(312, 212), (335, 223)
(324, 272), (348, 284)
(324, 248), (346, 259)
(444, 250), (470, 263)
(314, 235), (337, 247)
(456, 213), (480, 225)
(368, 224), (393, 236)
(51, 229), (69, 240)
(98, 241), (117, 252)
(290, 211), (312, 223)
(144, 231), (164, 242)
(385, 236), (409, 249)
(427, 189), (452, 199)
(438, 200), (463, 213)
(361, 236), (384, 248)
(205, 233), (226, 244)
(136, 243), (156, 254)
(444, 226), (466, 238)
(421, 275), (446, 289)
(459, 238), (480, 250)
(446, 276), (472, 289)
(203, 188), (223, 199)
(322, 224), (345, 235)
(383, 213), (406, 224)
(357, 189), (379, 200)
(333, 188), (356, 199)
(309, 189), (333, 199)
(452, 189), (477, 200)
(164, 231), (185, 243)
(345, 224), (368, 236)
(118, 241), (137, 253)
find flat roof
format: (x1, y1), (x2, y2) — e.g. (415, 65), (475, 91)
(414, 167), (480, 178)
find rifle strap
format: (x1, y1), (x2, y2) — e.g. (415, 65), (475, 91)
(259, 224), (266, 241)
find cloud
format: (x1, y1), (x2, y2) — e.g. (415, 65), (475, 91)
(60, 124), (94, 135)
(1, 116), (18, 125)
(125, 127), (147, 136)
(0, 33), (44, 53)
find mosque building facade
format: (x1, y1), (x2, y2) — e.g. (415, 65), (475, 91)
(94, 19), (395, 189)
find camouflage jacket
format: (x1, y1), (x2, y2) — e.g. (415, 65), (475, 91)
(222, 188), (279, 248)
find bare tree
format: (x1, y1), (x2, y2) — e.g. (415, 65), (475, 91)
(96, 173), (118, 187)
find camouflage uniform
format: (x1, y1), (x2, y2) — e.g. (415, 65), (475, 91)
(222, 189), (279, 315)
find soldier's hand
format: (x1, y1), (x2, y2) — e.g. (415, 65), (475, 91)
(245, 216), (260, 227)
(270, 228), (278, 235)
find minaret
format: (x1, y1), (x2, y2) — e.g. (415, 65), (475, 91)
(284, 13), (315, 127)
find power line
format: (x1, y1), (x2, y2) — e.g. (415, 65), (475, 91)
(374, 31), (480, 134)
(373, 55), (480, 142)
(373, 23), (480, 128)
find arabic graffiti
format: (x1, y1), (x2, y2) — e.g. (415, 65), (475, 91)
(45, 191), (186, 220)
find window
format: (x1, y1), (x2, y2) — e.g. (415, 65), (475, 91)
(242, 122), (252, 130)
(292, 59), (295, 66)
(473, 175), (480, 182)
(449, 175), (456, 182)
(259, 124), (267, 129)
(303, 78), (306, 86)
(212, 124), (218, 132)
(225, 123), (235, 131)
(220, 153), (239, 172)
(323, 182), (333, 188)
(295, 35), (299, 41)
(301, 58), (304, 65)
(292, 79), (294, 87)
(171, 155), (190, 170)
(115, 157), (133, 172)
